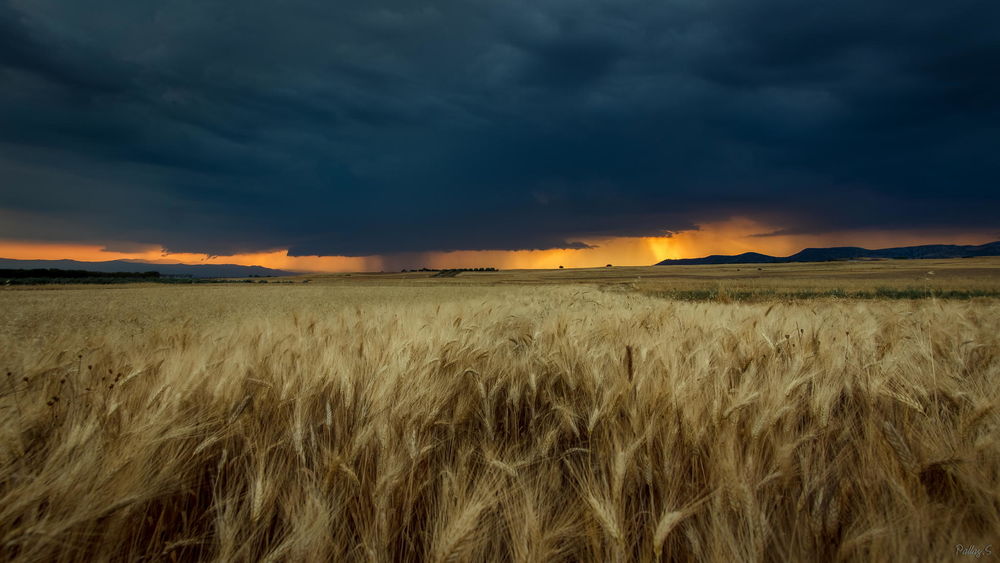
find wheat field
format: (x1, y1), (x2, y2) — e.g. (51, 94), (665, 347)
(1, 284), (998, 561)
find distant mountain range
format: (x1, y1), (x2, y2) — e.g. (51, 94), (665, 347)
(655, 241), (1000, 266)
(0, 258), (295, 278)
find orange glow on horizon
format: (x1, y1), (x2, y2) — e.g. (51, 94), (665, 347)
(0, 241), (381, 273)
(411, 219), (996, 270)
(0, 218), (995, 273)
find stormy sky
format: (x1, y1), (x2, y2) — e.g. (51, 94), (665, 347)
(1, 0), (998, 258)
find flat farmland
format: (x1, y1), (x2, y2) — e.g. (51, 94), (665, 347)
(300, 257), (1000, 294)
(1, 259), (998, 561)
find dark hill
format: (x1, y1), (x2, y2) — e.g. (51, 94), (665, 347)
(655, 252), (783, 265)
(655, 241), (1000, 266)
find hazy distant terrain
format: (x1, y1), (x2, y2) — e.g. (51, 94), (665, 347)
(0, 258), (294, 278)
(1, 260), (998, 561)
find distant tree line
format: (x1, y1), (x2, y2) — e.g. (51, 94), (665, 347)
(0, 268), (161, 279)
(401, 267), (498, 273)
(0, 268), (312, 286)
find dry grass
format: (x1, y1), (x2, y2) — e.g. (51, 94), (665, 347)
(295, 257), (1000, 294)
(1, 284), (998, 561)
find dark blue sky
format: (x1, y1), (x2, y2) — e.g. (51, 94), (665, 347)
(1, 0), (998, 257)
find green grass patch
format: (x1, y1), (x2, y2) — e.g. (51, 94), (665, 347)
(648, 287), (1000, 302)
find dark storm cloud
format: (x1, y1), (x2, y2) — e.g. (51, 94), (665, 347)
(0, 0), (997, 256)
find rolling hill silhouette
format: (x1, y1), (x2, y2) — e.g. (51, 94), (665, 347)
(655, 241), (1000, 266)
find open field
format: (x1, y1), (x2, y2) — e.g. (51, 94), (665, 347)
(1, 262), (999, 561)
(7, 257), (1000, 298)
(299, 257), (1000, 300)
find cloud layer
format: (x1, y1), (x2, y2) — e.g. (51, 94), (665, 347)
(1, 0), (998, 256)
